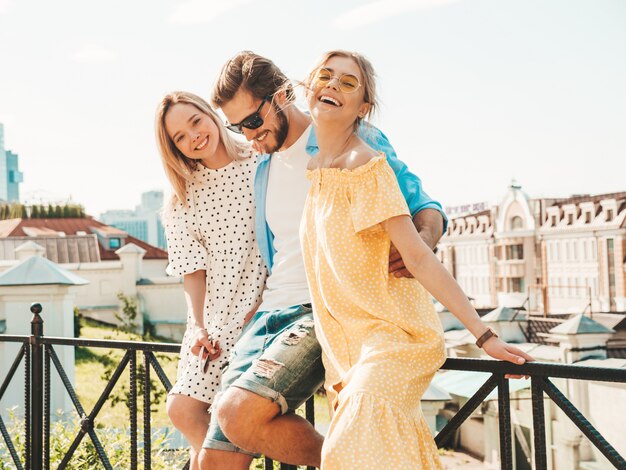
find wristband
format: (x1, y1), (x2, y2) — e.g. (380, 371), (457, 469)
(475, 327), (498, 348)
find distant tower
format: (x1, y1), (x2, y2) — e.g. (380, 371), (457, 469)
(100, 190), (167, 249)
(6, 151), (23, 202)
(0, 123), (7, 201)
(0, 124), (23, 202)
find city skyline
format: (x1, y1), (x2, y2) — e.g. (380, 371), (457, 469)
(1, 0), (625, 216)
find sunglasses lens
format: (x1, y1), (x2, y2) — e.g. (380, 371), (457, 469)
(340, 75), (360, 92)
(316, 68), (332, 85)
(242, 114), (263, 130)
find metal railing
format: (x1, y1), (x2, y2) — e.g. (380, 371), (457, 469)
(436, 358), (626, 470)
(1, 303), (625, 469)
(0, 303), (180, 470)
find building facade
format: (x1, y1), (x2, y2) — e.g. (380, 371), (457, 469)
(100, 190), (167, 250)
(0, 217), (186, 340)
(0, 123), (6, 201)
(6, 150), (23, 202)
(0, 123), (23, 203)
(438, 184), (626, 313)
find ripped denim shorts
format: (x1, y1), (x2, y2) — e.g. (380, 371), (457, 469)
(202, 304), (324, 454)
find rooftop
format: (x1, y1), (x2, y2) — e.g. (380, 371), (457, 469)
(0, 218), (167, 261)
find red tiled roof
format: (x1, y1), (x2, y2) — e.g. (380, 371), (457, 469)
(0, 217), (168, 260)
(0, 219), (22, 238)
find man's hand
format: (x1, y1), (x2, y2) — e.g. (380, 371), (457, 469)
(389, 244), (413, 278)
(190, 328), (221, 362)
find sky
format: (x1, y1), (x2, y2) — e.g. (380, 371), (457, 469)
(1, 0), (625, 217)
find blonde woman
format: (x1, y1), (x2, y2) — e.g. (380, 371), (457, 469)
(300, 52), (534, 469)
(155, 91), (266, 468)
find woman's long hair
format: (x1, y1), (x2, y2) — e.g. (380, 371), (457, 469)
(155, 91), (248, 214)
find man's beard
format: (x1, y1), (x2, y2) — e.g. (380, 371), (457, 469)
(267, 103), (289, 153)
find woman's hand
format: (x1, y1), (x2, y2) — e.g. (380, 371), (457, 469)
(190, 327), (221, 361)
(482, 336), (534, 379)
(243, 308), (257, 326)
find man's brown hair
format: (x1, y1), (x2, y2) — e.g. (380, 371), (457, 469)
(211, 51), (294, 108)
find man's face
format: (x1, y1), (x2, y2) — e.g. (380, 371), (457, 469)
(221, 89), (289, 154)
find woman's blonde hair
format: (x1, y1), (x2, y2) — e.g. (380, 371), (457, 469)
(303, 50), (378, 130)
(155, 91), (248, 212)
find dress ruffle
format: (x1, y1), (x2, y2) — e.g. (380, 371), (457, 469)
(322, 391), (443, 469)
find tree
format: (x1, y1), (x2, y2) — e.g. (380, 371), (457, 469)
(9, 203), (27, 219)
(115, 292), (139, 333)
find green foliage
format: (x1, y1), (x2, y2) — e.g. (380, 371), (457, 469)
(73, 307), (82, 338)
(0, 408), (187, 469)
(115, 292), (139, 333)
(0, 202), (86, 220)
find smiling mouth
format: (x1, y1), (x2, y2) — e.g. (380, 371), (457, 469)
(319, 95), (341, 107)
(195, 137), (208, 150)
(255, 130), (270, 142)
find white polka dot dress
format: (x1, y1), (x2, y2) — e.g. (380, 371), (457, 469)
(300, 156), (446, 469)
(165, 154), (267, 404)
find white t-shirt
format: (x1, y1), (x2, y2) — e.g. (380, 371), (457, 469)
(258, 125), (313, 311)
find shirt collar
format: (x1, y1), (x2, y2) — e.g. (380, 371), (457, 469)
(305, 126), (319, 156)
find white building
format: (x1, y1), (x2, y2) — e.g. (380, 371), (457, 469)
(439, 185), (626, 314)
(0, 217), (187, 339)
(100, 190), (167, 250)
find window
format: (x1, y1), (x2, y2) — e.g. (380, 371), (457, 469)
(607, 209), (614, 221)
(507, 277), (524, 293)
(109, 238), (121, 249)
(506, 244), (524, 260)
(511, 216), (524, 230)
(551, 215), (557, 226)
(591, 240), (597, 260)
(567, 214), (574, 225)
(585, 212), (592, 224)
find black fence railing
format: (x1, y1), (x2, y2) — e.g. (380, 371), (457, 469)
(1, 303), (626, 469)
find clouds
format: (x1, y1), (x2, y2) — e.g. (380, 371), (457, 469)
(169, 0), (253, 24)
(332, 0), (460, 30)
(71, 43), (117, 64)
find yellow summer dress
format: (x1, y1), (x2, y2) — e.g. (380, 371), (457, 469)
(300, 156), (446, 469)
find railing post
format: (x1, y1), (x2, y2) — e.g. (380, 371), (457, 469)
(497, 375), (512, 470)
(30, 302), (44, 470)
(531, 377), (548, 470)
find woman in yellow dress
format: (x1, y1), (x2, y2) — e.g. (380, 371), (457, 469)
(299, 51), (534, 469)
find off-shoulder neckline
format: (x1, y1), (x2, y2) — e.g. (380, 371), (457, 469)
(306, 154), (386, 178)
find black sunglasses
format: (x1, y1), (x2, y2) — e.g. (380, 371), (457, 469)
(225, 95), (271, 134)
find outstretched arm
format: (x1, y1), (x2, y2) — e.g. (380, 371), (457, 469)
(384, 215), (533, 366)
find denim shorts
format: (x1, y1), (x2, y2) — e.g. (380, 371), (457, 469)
(202, 304), (324, 454)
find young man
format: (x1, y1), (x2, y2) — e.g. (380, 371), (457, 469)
(196, 51), (447, 469)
